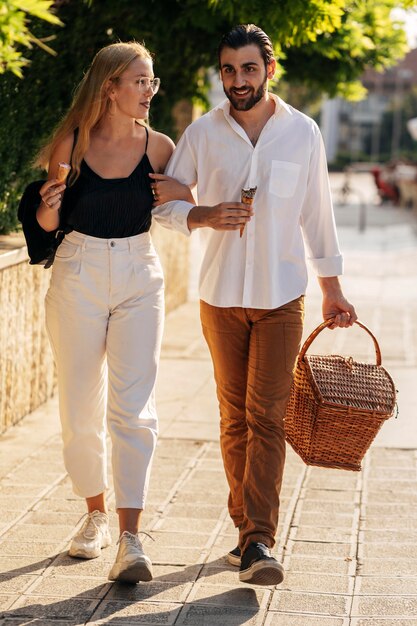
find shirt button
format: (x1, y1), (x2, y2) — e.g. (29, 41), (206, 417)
(110, 241), (115, 247)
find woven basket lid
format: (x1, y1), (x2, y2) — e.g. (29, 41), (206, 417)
(304, 354), (396, 415)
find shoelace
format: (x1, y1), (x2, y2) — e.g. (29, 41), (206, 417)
(117, 530), (154, 546)
(76, 511), (107, 540)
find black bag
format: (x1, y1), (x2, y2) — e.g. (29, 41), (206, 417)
(17, 130), (77, 268)
(17, 180), (68, 268)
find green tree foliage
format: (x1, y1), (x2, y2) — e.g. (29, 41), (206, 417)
(283, 1), (415, 100)
(0, 0), (415, 232)
(0, 0), (63, 77)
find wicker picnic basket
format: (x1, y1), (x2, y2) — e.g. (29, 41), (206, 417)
(284, 319), (396, 471)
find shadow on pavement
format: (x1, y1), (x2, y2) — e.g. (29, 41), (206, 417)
(1, 556), (260, 625)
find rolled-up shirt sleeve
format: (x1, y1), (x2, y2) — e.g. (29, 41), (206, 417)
(300, 126), (343, 277)
(152, 130), (197, 236)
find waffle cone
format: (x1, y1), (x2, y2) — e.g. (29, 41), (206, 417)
(57, 162), (71, 183)
(240, 187), (257, 238)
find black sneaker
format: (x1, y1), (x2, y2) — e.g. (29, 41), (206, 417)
(239, 542), (284, 585)
(227, 546), (241, 567)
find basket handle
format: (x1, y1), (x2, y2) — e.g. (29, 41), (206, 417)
(299, 319), (382, 366)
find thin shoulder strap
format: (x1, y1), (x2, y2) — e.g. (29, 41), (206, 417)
(144, 126), (149, 153)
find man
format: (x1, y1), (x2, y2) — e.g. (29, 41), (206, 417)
(152, 24), (356, 586)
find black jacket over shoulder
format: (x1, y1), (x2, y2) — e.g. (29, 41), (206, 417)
(18, 180), (58, 265)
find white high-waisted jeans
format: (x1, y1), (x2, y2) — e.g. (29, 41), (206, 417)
(45, 230), (164, 509)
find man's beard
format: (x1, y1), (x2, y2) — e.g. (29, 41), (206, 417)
(224, 77), (267, 111)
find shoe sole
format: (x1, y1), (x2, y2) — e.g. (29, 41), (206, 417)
(68, 546), (101, 559)
(239, 560), (284, 586)
(68, 535), (112, 560)
(109, 559), (153, 584)
(227, 552), (241, 567)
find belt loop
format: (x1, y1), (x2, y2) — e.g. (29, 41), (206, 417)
(128, 237), (134, 253)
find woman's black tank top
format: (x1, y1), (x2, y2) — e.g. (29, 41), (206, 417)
(63, 126), (154, 238)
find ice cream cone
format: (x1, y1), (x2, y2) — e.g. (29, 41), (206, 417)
(57, 162), (71, 184)
(240, 186), (257, 237)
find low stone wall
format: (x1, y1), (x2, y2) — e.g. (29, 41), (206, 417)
(0, 245), (55, 434)
(152, 222), (189, 315)
(0, 226), (188, 434)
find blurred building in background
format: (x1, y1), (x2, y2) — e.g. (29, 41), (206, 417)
(321, 47), (417, 167)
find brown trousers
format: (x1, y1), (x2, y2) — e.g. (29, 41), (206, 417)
(200, 296), (304, 553)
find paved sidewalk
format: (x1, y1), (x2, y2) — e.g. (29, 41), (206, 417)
(1, 192), (417, 625)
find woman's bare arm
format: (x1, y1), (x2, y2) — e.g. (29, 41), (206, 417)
(36, 133), (74, 232)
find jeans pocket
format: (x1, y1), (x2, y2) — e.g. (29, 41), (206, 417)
(53, 241), (82, 276)
(133, 247), (164, 289)
(55, 239), (80, 260)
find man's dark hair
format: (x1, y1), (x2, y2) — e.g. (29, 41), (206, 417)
(218, 24), (274, 68)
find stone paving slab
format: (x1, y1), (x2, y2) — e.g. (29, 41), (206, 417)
(350, 617), (417, 626)
(299, 500), (358, 514)
(359, 529), (417, 543)
(270, 590), (351, 616)
(281, 572), (354, 595)
(355, 577), (417, 596)
(0, 575), (37, 595)
(359, 543), (417, 559)
(287, 540), (353, 558)
(186, 582), (270, 609)
(25, 575), (109, 599)
(302, 488), (360, 503)
(106, 581), (193, 604)
(264, 615), (348, 626)
(363, 491), (417, 504)
(153, 517), (220, 533)
(176, 604), (264, 625)
(0, 556), (52, 576)
(148, 532), (212, 549)
(351, 596), (417, 617)
(0, 617), (84, 626)
(358, 558), (417, 576)
(295, 511), (356, 529)
(362, 503), (417, 517)
(197, 565), (247, 587)
(92, 600), (183, 625)
(151, 565), (202, 584)
(3, 595), (99, 621)
(0, 541), (63, 558)
(289, 526), (354, 543)
(50, 554), (120, 578)
(283, 555), (355, 576)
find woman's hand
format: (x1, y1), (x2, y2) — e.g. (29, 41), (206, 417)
(39, 179), (66, 212)
(149, 173), (195, 205)
(37, 179), (66, 232)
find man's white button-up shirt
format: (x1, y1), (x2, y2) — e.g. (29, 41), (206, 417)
(153, 94), (343, 309)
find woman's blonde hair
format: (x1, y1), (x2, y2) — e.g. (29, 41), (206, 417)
(35, 41), (153, 183)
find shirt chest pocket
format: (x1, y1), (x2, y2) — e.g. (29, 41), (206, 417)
(269, 160), (301, 198)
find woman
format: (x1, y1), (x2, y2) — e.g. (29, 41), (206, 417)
(35, 41), (190, 584)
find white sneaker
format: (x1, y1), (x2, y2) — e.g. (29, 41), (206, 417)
(108, 531), (153, 583)
(68, 510), (112, 559)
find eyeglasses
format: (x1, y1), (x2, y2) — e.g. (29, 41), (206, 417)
(112, 76), (161, 94)
(136, 77), (161, 94)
